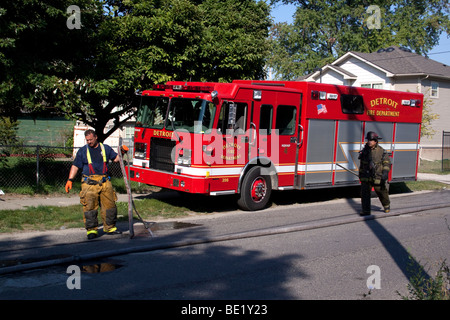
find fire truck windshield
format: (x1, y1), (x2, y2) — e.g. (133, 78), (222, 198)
(136, 96), (168, 129)
(136, 96), (216, 134)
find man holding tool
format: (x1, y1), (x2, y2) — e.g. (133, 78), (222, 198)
(65, 129), (128, 239)
(358, 131), (391, 216)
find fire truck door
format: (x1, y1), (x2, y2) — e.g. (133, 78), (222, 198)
(273, 92), (302, 187)
(249, 95), (275, 163)
(219, 101), (249, 168)
(248, 91), (301, 187)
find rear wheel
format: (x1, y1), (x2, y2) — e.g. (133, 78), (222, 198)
(237, 166), (272, 211)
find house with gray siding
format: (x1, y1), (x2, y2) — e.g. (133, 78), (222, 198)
(304, 46), (450, 160)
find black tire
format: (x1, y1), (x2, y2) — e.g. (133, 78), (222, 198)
(237, 166), (272, 211)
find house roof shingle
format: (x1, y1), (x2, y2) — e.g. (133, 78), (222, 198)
(348, 46), (450, 79)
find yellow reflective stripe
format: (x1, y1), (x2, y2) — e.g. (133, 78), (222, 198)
(87, 230), (98, 235)
(100, 143), (106, 163)
(86, 147), (92, 164)
(106, 227), (117, 233)
(86, 143), (106, 164)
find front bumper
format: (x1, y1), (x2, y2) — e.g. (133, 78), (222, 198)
(128, 166), (210, 194)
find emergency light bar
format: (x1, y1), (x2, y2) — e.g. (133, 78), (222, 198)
(410, 99), (421, 107)
(311, 90), (333, 100)
(152, 84), (214, 92)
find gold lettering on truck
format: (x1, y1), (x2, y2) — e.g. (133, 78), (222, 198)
(368, 97), (400, 117)
(153, 130), (174, 138)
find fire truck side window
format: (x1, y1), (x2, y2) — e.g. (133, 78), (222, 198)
(217, 102), (248, 134)
(259, 105), (273, 135)
(341, 94), (364, 114)
(276, 105), (297, 135)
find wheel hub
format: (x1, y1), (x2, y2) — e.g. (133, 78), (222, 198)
(251, 178), (267, 203)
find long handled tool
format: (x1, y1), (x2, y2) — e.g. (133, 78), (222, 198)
(335, 163), (360, 177)
(118, 144), (154, 238)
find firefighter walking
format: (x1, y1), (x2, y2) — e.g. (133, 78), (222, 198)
(65, 129), (128, 239)
(358, 131), (391, 216)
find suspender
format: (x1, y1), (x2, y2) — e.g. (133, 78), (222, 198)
(86, 143), (107, 175)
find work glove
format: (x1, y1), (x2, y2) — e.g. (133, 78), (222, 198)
(380, 170), (389, 185)
(120, 145), (129, 155)
(65, 180), (72, 193)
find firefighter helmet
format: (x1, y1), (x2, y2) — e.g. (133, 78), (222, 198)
(366, 131), (381, 141)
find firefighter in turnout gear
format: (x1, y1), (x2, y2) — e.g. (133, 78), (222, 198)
(65, 129), (128, 239)
(358, 131), (391, 216)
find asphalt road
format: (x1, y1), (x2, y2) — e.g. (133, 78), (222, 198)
(0, 188), (449, 304)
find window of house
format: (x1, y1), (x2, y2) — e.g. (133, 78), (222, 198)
(361, 83), (383, 89)
(431, 82), (439, 98)
(125, 125), (134, 139)
(372, 83), (383, 89)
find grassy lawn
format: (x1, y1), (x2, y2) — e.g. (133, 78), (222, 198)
(419, 159), (450, 174)
(389, 180), (448, 193)
(0, 196), (192, 233)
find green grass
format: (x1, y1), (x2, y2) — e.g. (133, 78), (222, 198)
(419, 159), (450, 174)
(0, 197), (191, 233)
(390, 180), (449, 193)
(0, 205), (84, 233)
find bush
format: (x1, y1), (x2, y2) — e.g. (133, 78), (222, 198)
(398, 258), (450, 300)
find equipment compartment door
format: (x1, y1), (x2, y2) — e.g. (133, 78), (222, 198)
(304, 119), (335, 186)
(391, 123), (420, 181)
(334, 121), (363, 185)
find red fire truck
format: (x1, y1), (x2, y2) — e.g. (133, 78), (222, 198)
(128, 80), (423, 211)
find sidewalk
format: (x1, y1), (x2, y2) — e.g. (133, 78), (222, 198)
(416, 172), (450, 185)
(0, 193), (151, 211)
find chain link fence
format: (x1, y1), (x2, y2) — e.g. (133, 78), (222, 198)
(0, 145), (128, 192)
(443, 131), (450, 172)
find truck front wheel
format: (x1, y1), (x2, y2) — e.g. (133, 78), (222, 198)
(237, 166), (272, 211)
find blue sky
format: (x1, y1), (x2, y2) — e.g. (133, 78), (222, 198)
(271, 3), (450, 66)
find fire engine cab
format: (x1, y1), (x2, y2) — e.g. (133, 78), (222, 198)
(128, 80), (423, 211)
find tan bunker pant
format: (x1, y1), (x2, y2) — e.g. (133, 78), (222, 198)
(79, 175), (118, 234)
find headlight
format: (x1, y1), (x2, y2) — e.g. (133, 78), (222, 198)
(177, 148), (191, 166)
(134, 142), (147, 159)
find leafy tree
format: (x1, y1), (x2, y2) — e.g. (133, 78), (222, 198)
(0, 0), (270, 142)
(0, 116), (20, 167)
(0, 117), (19, 146)
(0, 0), (105, 130)
(268, 0), (450, 79)
(198, 0), (271, 81)
(421, 90), (440, 139)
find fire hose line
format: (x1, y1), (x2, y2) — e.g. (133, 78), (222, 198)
(0, 202), (449, 276)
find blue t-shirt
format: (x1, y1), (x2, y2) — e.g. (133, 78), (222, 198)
(73, 144), (118, 176)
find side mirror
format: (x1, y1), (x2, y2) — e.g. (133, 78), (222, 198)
(228, 103), (237, 127)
